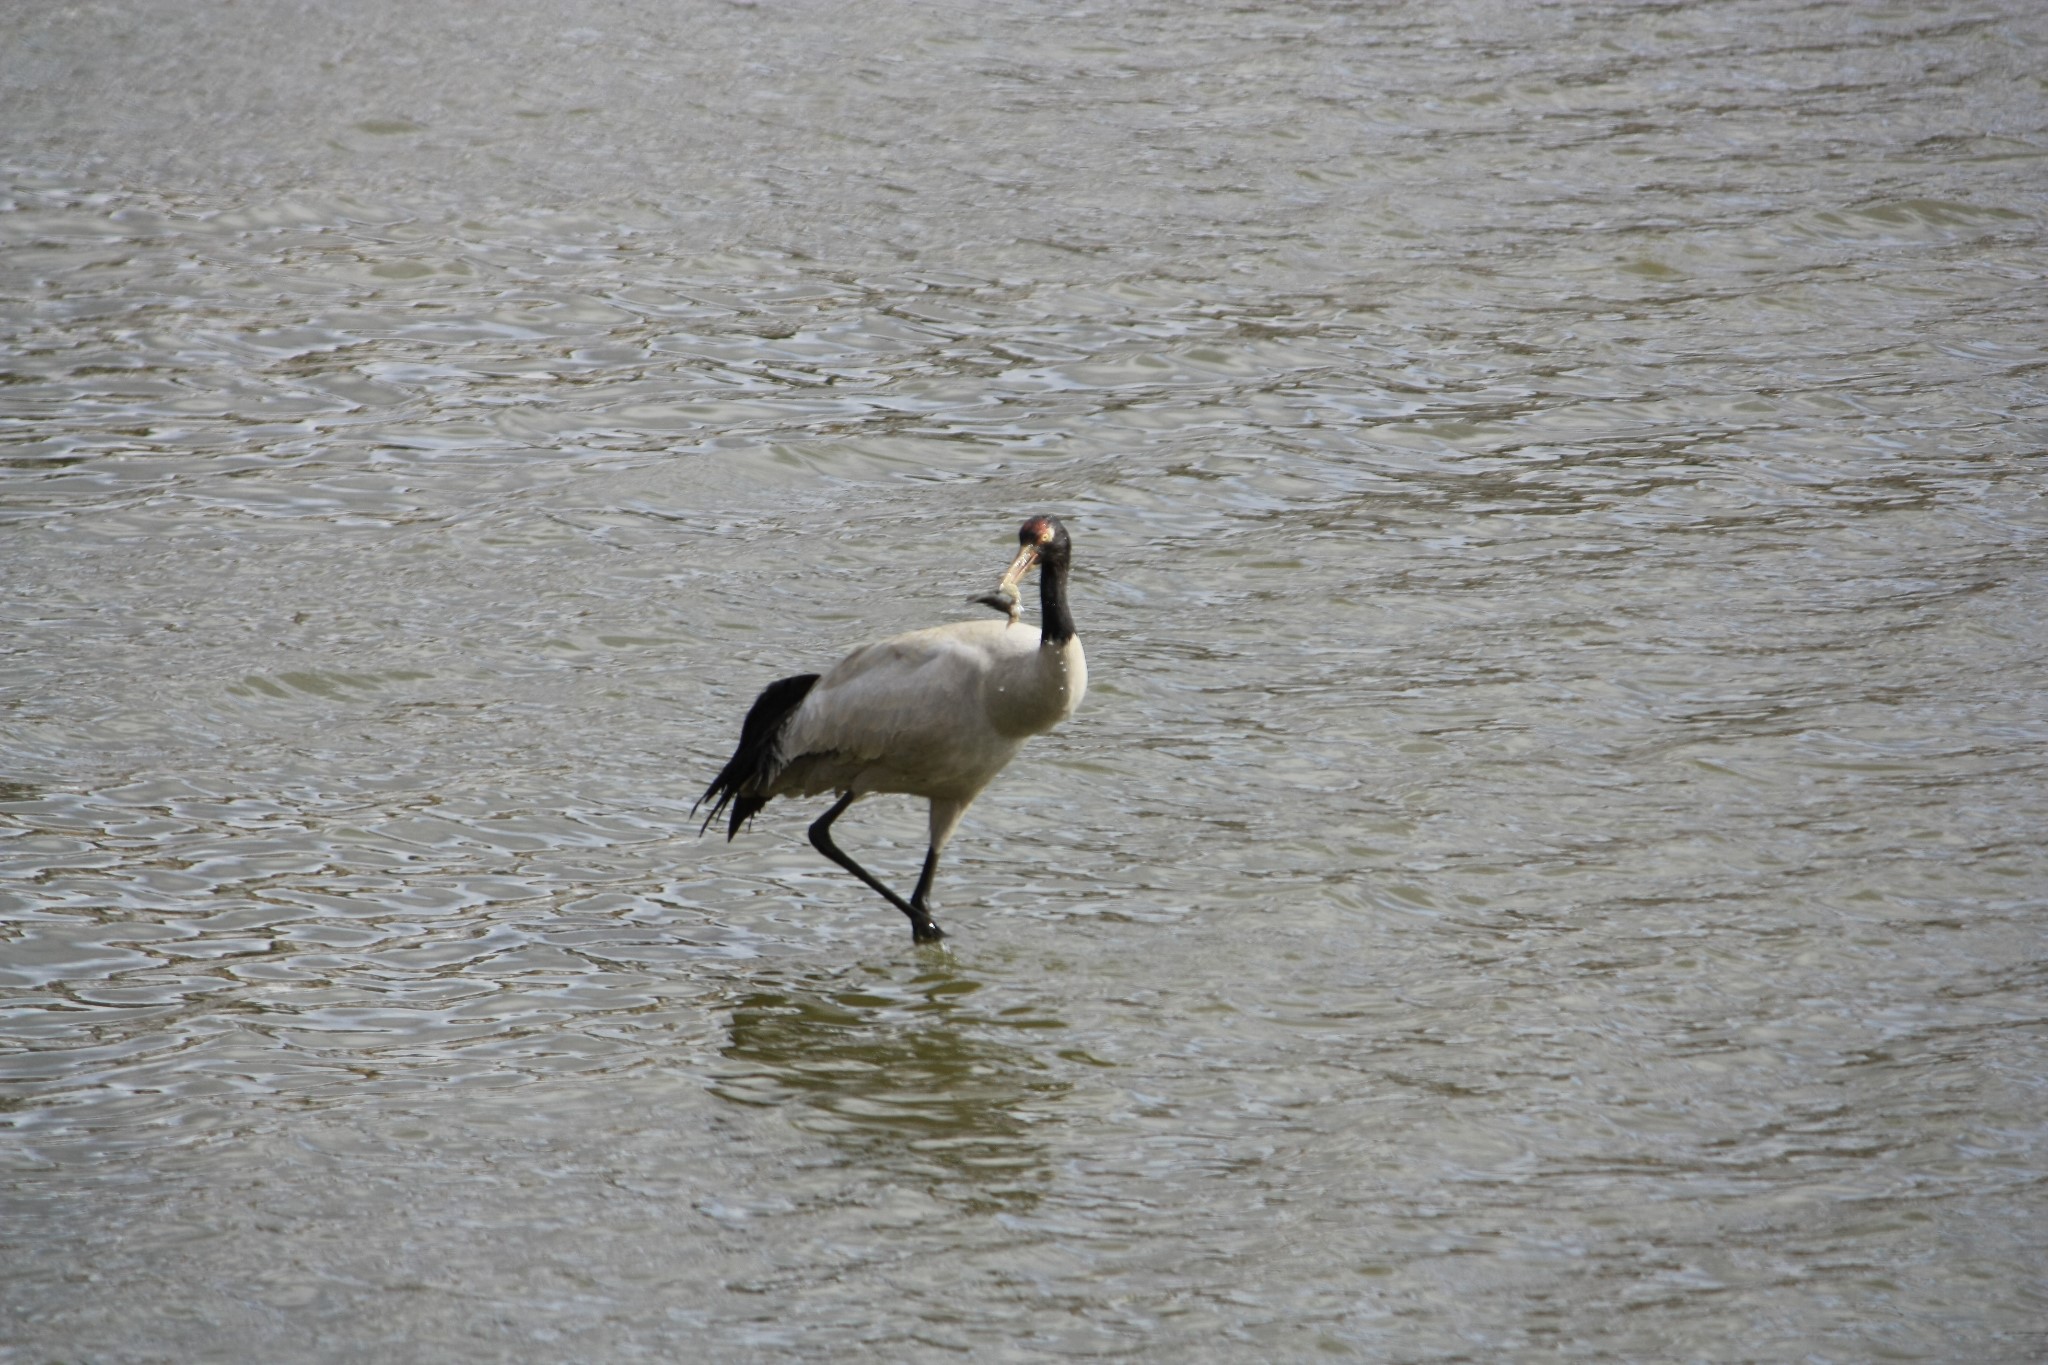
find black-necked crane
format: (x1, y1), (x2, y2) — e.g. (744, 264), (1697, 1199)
(696, 515), (1086, 943)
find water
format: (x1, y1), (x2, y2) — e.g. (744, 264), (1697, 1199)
(5, 1), (2047, 1359)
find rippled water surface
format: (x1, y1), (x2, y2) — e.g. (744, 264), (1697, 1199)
(6, 2), (2048, 1360)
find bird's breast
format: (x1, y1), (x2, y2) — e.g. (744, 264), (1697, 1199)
(984, 637), (1087, 738)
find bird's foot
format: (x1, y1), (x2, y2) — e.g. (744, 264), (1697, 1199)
(909, 914), (947, 944)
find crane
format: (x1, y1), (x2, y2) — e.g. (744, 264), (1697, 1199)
(697, 515), (1086, 943)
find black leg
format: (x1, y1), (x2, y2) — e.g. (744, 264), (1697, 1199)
(910, 845), (941, 915)
(808, 792), (945, 943)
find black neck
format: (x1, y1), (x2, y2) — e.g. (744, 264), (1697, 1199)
(1039, 555), (1076, 647)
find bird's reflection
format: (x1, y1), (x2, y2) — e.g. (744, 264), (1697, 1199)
(715, 964), (1066, 1206)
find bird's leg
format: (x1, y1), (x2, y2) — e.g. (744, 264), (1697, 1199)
(910, 845), (941, 916)
(808, 792), (946, 944)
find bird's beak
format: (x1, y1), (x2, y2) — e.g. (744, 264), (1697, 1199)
(996, 543), (1040, 601)
(971, 543), (1038, 621)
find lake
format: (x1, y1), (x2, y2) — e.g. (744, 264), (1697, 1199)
(4, 2), (2046, 1359)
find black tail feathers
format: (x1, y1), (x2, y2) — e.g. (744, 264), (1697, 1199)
(695, 672), (819, 840)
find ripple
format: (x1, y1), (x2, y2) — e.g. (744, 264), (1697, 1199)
(6, 0), (2048, 1358)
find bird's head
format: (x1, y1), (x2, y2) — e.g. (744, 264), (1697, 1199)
(1017, 515), (1068, 558)
(974, 515), (1069, 617)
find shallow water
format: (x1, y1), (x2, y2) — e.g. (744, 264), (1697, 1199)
(5, 1), (2047, 1360)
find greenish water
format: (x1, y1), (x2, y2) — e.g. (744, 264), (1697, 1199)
(4, 2), (2047, 1360)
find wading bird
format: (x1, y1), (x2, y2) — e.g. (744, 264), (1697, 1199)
(696, 516), (1086, 943)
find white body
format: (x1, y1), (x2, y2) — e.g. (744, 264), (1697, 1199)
(773, 616), (1087, 852)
